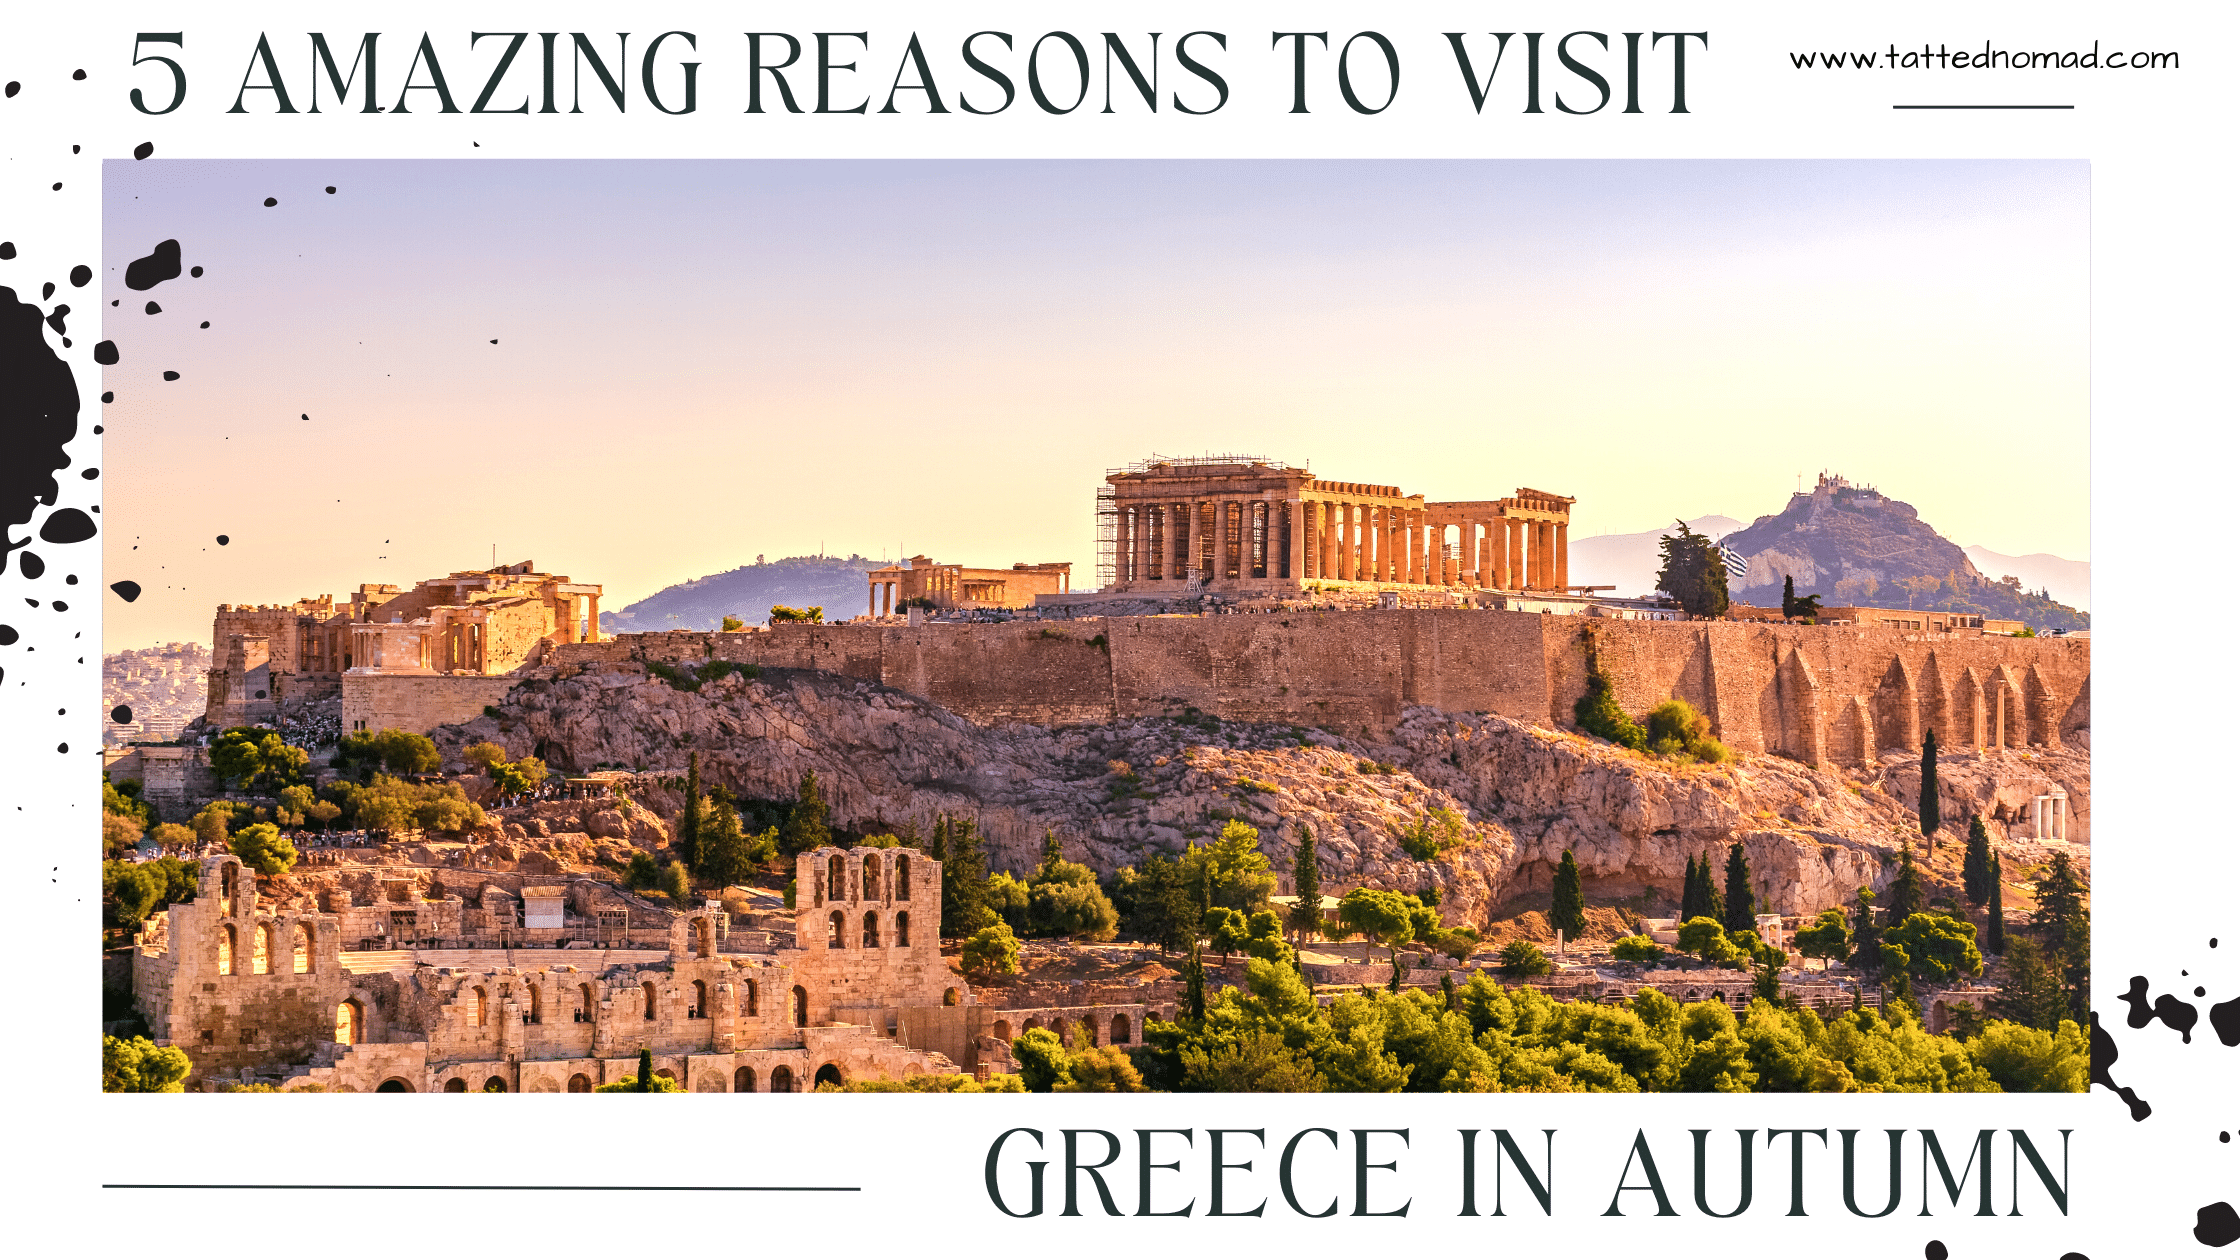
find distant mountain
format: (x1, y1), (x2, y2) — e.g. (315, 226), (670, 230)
(1568, 515), (1743, 600)
(600, 555), (883, 632)
(1964, 546), (2090, 613)
(1719, 475), (2087, 633)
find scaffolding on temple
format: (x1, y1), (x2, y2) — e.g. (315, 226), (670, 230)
(1094, 483), (1117, 590)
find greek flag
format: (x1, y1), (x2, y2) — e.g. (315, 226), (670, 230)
(1719, 545), (1749, 579)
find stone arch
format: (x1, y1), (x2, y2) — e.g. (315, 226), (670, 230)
(895, 910), (910, 947)
(791, 985), (808, 1028)
(828, 854), (846, 903)
(218, 923), (236, 975)
(335, 999), (362, 1046)
(770, 1065), (796, 1093)
(862, 911), (880, 949)
(292, 922), (313, 973)
(252, 923), (273, 974)
(943, 987), (959, 1007)
(1110, 1013), (1131, 1044)
(1023, 1017), (1042, 1033)
(527, 983), (543, 1025)
(862, 853), (882, 902)
(743, 978), (759, 1017)
(692, 980), (709, 1019)
(692, 916), (714, 959)
(828, 910), (845, 948)
(219, 862), (238, 916)
(1874, 656), (1920, 754)
(642, 981), (658, 1020)
(577, 983), (595, 1023)
(472, 986), (488, 1027)
(1048, 1016), (1068, 1043)
(567, 1073), (592, 1093)
(482, 1075), (508, 1093)
(993, 1019), (1011, 1041)
(444, 1078), (468, 1092)
(1077, 1018), (1098, 1047)
(375, 1077), (413, 1093)
(813, 1063), (843, 1090)
(734, 1065), (757, 1093)
(896, 855), (912, 901)
(653, 1068), (676, 1083)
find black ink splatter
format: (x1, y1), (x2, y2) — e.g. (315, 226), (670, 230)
(190, 265), (203, 278)
(100, 392), (111, 403)
(263, 197), (278, 207)
(39, 509), (96, 544)
(2199, 1202), (2240, 1248)
(199, 321), (208, 329)
(162, 370), (179, 381)
(0, 287), (79, 572)
(0, 625), (16, 646)
(56, 743), (67, 754)
(72, 69), (84, 81)
(2211, 996), (2240, 1048)
(109, 581), (140, 602)
(326, 185), (336, 194)
(51, 600), (66, 612)
(144, 301), (160, 315)
(3, 83), (17, 98)
(0, 242), (14, 259)
(124, 239), (182, 291)
(110, 705), (131, 724)
(215, 535), (229, 546)
(80, 469), (96, 480)
(133, 141), (153, 160)
(19, 552), (42, 579)
(2122, 976), (2202, 1044)
(2089, 1013), (2151, 1121)
(1925, 1244), (1947, 1260)
(68, 264), (90, 288)
(93, 339), (117, 364)
(41, 282), (54, 300)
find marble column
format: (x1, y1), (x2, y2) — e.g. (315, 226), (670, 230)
(1287, 500), (1306, 581)
(586, 595), (600, 641)
(1555, 522), (1569, 590)
(1185, 500), (1202, 582)
(1114, 507), (1133, 585)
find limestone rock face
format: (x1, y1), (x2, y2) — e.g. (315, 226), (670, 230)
(434, 665), (2087, 926)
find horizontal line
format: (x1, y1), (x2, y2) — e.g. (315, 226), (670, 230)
(105, 1174), (860, 1183)
(104, 1184), (859, 1192)
(1893, 104), (2074, 110)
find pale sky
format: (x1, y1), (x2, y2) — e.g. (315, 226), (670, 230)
(100, 159), (2087, 649)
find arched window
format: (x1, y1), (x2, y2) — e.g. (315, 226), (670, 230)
(693, 917), (713, 959)
(734, 1065), (757, 1093)
(567, 1073), (592, 1093)
(1078, 1019), (1098, 1047)
(895, 911), (911, 947)
(691, 980), (708, 1019)
(335, 1000), (361, 1046)
(527, 984), (543, 1025)
(472, 986), (488, 1027)
(943, 987), (959, 1007)
(828, 855), (846, 902)
(814, 1064), (843, 1090)
(896, 855), (911, 901)
(1111, 1014), (1131, 1044)
(828, 910), (845, 948)
(791, 985), (808, 1028)
(1048, 1017), (1068, 1043)
(252, 924), (273, 975)
(770, 1065), (795, 1093)
(642, 981), (658, 1020)
(1023, 1017), (1041, 1033)
(292, 923), (312, 973)
(740, 978), (759, 1017)
(482, 1076), (508, 1093)
(578, 983), (595, 1023)
(218, 924), (235, 976)
(862, 911), (880, 949)
(862, 854), (882, 902)
(376, 1078), (413, 1093)
(993, 1019), (1011, 1042)
(444, 1078), (468, 1092)
(219, 864), (236, 917)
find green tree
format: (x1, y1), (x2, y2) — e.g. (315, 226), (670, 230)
(1031, 875), (1119, 941)
(678, 752), (704, 874)
(1611, 934), (1665, 966)
(1655, 520), (1730, 618)
(658, 860), (692, 903)
(1183, 938), (1208, 1020)
(639, 1047), (655, 1093)
(1679, 855), (1704, 922)
(191, 801), (238, 850)
(106, 862), (163, 928)
(1500, 940), (1552, 978)
(1550, 848), (1588, 941)
(1204, 907), (1249, 962)
(697, 795), (751, 889)
(935, 817), (996, 939)
(1644, 699), (1730, 763)
(209, 728), (310, 792)
(1573, 645), (1647, 750)
(1242, 910), (1295, 967)
(1985, 853), (2007, 955)
(1059, 1021), (1146, 1093)
(229, 822), (298, 876)
(1126, 853), (1192, 954)
(2029, 852), (2090, 1021)
(961, 921), (1021, 976)
(1678, 916), (1742, 966)
(1012, 1027), (1071, 1092)
(1851, 885), (1881, 970)
(1884, 843), (1926, 921)
(373, 728), (441, 775)
(1989, 937), (2069, 1032)
(1961, 814), (1993, 908)
(768, 604), (824, 623)
(1792, 909), (1852, 970)
(1971, 1019), (2088, 1093)
(780, 770), (830, 856)
(1883, 912), (1984, 983)
(1337, 887), (1418, 969)
(103, 1035), (192, 1092)
(1918, 729), (1942, 854)
(1180, 820), (1277, 913)
(148, 822), (196, 854)
(103, 809), (147, 857)
(1287, 826), (1324, 941)
(593, 1071), (684, 1093)
(1722, 842), (1756, 935)
(720, 615), (745, 632)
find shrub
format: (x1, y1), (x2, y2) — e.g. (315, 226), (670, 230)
(593, 1073), (684, 1092)
(229, 822), (298, 876)
(103, 1035), (191, 1092)
(769, 604), (824, 624)
(1611, 934), (1665, 966)
(1396, 807), (1468, 861)
(1643, 698), (1730, 763)
(1499, 940), (1552, 977)
(961, 922), (1022, 976)
(1573, 650), (1647, 750)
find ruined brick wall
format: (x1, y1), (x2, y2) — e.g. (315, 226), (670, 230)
(482, 599), (559, 673)
(211, 607), (304, 675)
(342, 673), (520, 735)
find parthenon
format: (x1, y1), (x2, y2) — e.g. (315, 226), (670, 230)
(1100, 456), (1578, 595)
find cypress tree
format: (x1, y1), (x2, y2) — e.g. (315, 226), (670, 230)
(635, 1047), (653, 1093)
(1852, 885), (1881, 970)
(1918, 729), (1942, 855)
(678, 752), (703, 874)
(939, 816), (993, 939)
(1287, 826), (1324, 942)
(1885, 842), (1925, 921)
(929, 816), (948, 866)
(1440, 970), (1456, 1011)
(1722, 842), (1756, 934)
(1184, 938), (1207, 1020)
(1961, 814), (1993, 908)
(1985, 852), (2006, 955)
(1704, 855), (1725, 927)
(1550, 849), (1588, 940)
(1678, 855), (1700, 922)
(1389, 950), (1405, 993)
(780, 769), (830, 856)
(1781, 574), (1797, 618)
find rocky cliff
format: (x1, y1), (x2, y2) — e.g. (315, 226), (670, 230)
(433, 663), (2087, 931)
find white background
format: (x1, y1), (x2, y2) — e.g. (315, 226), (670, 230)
(2, 4), (2232, 1256)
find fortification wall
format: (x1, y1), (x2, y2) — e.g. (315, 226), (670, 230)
(539, 612), (2089, 765)
(343, 674), (520, 736)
